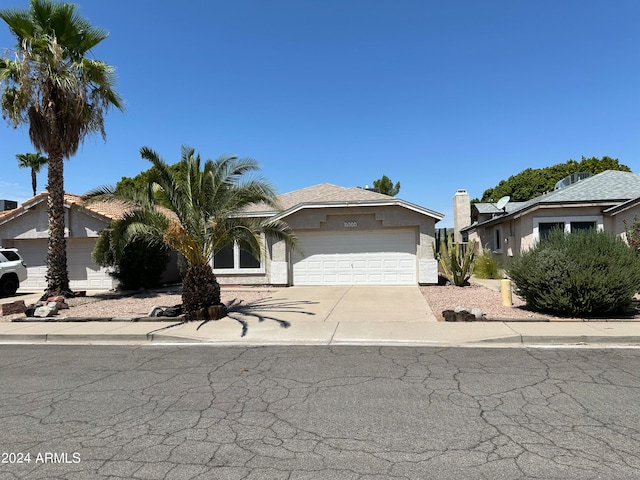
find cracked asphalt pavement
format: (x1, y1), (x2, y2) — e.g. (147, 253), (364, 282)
(0, 345), (639, 479)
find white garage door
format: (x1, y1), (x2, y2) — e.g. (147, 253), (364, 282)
(292, 230), (417, 285)
(15, 238), (115, 290)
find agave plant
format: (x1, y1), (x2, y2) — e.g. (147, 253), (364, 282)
(85, 146), (297, 317)
(433, 234), (476, 286)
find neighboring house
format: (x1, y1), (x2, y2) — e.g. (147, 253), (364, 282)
(0, 192), (186, 291)
(455, 170), (640, 262)
(215, 183), (444, 286)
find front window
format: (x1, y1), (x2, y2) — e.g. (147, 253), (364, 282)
(213, 242), (263, 273)
(570, 221), (596, 232)
(494, 228), (502, 252)
(539, 222), (565, 240)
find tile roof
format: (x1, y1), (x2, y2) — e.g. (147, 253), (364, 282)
(0, 192), (132, 223)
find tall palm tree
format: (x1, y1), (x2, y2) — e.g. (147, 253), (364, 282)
(85, 146), (297, 318)
(16, 152), (47, 196)
(0, 0), (123, 298)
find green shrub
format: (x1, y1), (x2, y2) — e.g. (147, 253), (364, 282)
(506, 228), (640, 316)
(472, 249), (502, 279)
(93, 229), (170, 290)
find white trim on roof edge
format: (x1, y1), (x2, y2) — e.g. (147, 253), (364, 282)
(271, 200), (444, 222)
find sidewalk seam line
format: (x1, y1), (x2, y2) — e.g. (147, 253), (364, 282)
(323, 286), (351, 321)
(502, 322), (524, 344)
(328, 322), (340, 345)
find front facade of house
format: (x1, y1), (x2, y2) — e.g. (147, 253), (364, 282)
(457, 170), (640, 262)
(0, 184), (443, 290)
(214, 183), (444, 286)
(0, 193), (119, 290)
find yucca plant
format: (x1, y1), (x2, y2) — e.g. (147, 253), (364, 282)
(433, 235), (476, 286)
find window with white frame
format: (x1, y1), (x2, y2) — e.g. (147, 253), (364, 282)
(213, 242), (263, 273)
(534, 215), (603, 242)
(538, 222), (565, 241)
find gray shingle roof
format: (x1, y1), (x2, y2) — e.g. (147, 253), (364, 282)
(474, 201), (527, 215)
(468, 170), (640, 230)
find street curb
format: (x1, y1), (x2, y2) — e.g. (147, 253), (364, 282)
(1, 333), (639, 346)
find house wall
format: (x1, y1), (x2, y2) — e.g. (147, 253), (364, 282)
(473, 205), (623, 265)
(216, 205), (440, 286)
(611, 205), (640, 242)
(0, 201), (108, 242)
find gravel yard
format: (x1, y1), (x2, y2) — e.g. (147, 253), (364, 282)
(2, 281), (639, 322)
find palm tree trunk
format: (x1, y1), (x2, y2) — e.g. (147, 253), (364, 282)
(182, 263), (221, 317)
(31, 169), (37, 197)
(43, 152), (72, 299)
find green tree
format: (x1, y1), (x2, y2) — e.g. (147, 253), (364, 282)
(373, 174), (400, 196)
(85, 146), (297, 317)
(92, 230), (170, 290)
(476, 156), (631, 203)
(0, 0), (123, 298)
(16, 152), (47, 196)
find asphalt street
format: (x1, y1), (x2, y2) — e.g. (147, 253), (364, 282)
(0, 345), (639, 480)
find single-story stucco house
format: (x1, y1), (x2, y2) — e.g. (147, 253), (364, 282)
(0, 192), (126, 290)
(454, 170), (640, 262)
(216, 183), (444, 286)
(0, 183), (444, 290)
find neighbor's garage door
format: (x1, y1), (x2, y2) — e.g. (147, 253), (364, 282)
(292, 230), (416, 285)
(14, 238), (115, 290)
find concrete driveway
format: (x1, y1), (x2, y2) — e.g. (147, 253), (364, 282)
(229, 286), (437, 324)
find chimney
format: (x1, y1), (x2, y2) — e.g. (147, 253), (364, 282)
(453, 190), (470, 243)
(0, 200), (17, 212)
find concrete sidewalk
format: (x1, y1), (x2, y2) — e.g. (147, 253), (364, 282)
(0, 317), (639, 347)
(1, 285), (639, 346)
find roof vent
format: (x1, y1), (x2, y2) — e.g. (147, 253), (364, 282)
(554, 172), (592, 191)
(0, 200), (17, 211)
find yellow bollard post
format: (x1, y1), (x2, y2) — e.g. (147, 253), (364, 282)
(501, 279), (512, 307)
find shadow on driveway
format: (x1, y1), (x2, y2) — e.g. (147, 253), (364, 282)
(222, 296), (319, 336)
(147, 296), (320, 338)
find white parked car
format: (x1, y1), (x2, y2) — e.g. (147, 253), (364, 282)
(0, 248), (28, 297)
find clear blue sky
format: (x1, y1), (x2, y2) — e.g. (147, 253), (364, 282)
(1, 0), (639, 226)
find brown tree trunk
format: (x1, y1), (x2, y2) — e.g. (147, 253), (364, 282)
(43, 152), (72, 299)
(31, 169), (37, 197)
(182, 263), (221, 318)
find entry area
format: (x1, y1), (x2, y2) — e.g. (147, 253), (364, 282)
(292, 229), (417, 286)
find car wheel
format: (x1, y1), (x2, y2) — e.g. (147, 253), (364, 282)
(0, 276), (18, 296)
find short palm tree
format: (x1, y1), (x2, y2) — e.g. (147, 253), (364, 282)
(16, 152), (47, 196)
(85, 146), (297, 318)
(0, 0), (123, 298)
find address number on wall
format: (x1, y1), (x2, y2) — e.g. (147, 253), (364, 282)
(344, 221), (358, 228)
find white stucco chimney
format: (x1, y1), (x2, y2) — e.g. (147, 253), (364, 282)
(453, 189), (471, 243)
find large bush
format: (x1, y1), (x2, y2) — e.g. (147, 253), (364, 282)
(507, 228), (640, 316)
(93, 229), (170, 290)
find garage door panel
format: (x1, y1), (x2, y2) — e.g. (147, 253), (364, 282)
(14, 238), (115, 290)
(293, 230), (416, 286)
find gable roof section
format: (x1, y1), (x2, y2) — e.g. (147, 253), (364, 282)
(243, 183), (444, 221)
(0, 192), (130, 226)
(465, 170), (640, 231)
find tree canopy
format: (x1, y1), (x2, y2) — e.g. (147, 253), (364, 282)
(373, 174), (400, 196)
(86, 146), (297, 316)
(475, 156), (631, 203)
